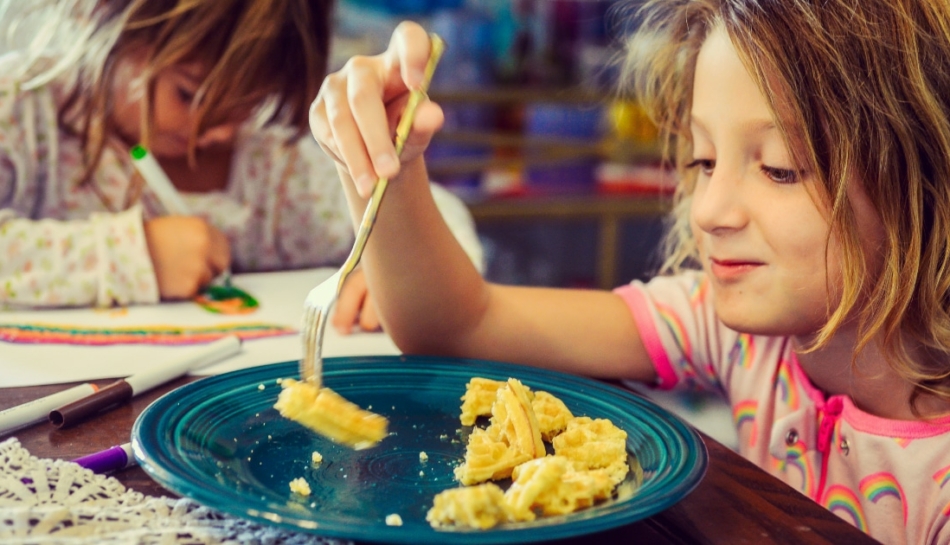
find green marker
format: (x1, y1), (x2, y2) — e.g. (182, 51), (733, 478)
(130, 145), (189, 215)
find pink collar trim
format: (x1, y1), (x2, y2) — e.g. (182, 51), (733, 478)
(786, 352), (950, 438)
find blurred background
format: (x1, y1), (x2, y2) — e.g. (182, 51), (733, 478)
(332, 0), (672, 292)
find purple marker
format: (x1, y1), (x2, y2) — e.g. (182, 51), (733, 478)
(72, 443), (136, 474)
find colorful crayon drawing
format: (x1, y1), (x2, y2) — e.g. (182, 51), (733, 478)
(0, 322), (295, 345)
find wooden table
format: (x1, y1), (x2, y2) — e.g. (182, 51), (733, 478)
(2, 379), (879, 544)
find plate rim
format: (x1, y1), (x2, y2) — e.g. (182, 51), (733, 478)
(133, 355), (708, 544)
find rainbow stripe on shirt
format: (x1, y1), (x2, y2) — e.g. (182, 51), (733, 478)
(822, 485), (868, 532)
(860, 472), (907, 524)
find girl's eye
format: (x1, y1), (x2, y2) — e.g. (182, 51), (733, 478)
(177, 87), (195, 104)
(685, 158), (715, 175)
(761, 165), (799, 184)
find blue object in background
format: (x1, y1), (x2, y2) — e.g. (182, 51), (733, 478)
(343, 0), (464, 15)
(524, 102), (604, 190)
(425, 8), (497, 189)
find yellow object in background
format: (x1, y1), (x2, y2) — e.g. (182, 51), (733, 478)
(608, 99), (659, 144)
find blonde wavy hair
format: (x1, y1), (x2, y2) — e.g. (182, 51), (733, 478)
(1, 0), (333, 186)
(620, 0), (950, 412)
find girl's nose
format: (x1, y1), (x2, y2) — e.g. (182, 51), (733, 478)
(197, 124), (239, 148)
(690, 164), (748, 235)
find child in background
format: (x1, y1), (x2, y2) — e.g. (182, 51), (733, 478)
(0, 0), (482, 332)
(309, 1), (950, 542)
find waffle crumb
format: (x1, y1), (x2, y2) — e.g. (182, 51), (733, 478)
(385, 514), (403, 526)
(289, 477), (311, 496)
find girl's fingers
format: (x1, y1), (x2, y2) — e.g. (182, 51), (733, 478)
(332, 272), (366, 334)
(348, 57), (401, 183)
(309, 20), (437, 196)
(386, 21), (433, 93)
(359, 293), (382, 332)
(309, 98), (343, 163)
(399, 101), (444, 159)
(208, 228), (231, 276)
(323, 68), (378, 195)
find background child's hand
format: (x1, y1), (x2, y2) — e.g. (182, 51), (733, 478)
(332, 267), (381, 333)
(310, 20), (444, 198)
(143, 216), (231, 300)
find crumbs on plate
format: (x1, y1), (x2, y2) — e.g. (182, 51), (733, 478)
(385, 514), (403, 526)
(289, 477), (311, 496)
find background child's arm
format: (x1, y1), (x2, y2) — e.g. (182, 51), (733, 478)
(0, 206), (159, 307)
(311, 22), (657, 380)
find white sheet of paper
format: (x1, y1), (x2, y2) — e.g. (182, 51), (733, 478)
(0, 268), (399, 387)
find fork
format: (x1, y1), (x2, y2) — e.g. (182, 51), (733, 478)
(299, 33), (445, 387)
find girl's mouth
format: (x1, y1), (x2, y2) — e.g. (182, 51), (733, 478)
(709, 258), (763, 281)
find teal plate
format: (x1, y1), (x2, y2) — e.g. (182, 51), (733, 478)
(132, 356), (707, 544)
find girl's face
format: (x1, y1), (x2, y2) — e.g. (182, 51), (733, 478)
(111, 50), (243, 158)
(688, 26), (885, 337)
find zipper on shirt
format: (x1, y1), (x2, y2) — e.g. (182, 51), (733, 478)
(814, 396), (844, 500)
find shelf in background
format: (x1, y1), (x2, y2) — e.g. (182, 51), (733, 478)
(461, 188), (672, 290)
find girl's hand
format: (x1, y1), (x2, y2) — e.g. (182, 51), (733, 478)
(332, 267), (382, 333)
(309, 20), (444, 198)
(143, 216), (231, 300)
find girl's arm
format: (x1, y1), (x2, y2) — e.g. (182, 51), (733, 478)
(312, 22), (656, 381)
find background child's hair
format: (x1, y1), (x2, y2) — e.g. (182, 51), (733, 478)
(620, 0), (950, 413)
(2, 0), (334, 184)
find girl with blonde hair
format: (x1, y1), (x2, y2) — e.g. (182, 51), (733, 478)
(0, 0), (481, 332)
(309, 0), (950, 541)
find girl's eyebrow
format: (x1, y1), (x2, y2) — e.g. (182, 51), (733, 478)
(689, 115), (712, 138)
(690, 115), (777, 136)
(172, 64), (205, 86)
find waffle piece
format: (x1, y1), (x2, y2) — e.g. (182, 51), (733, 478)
(459, 378), (506, 426)
(552, 416), (629, 485)
(505, 456), (617, 520)
(455, 379), (545, 485)
(426, 483), (514, 529)
(454, 427), (533, 485)
(504, 456), (570, 521)
(536, 467), (616, 516)
(531, 391), (574, 441)
(275, 378), (388, 450)
(485, 379), (545, 459)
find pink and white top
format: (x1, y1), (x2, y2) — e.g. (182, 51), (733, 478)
(0, 55), (481, 308)
(616, 271), (950, 545)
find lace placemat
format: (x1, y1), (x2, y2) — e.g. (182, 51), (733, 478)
(0, 438), (350, 544)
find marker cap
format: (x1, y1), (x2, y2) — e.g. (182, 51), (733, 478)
(49, 380), (133, 428)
